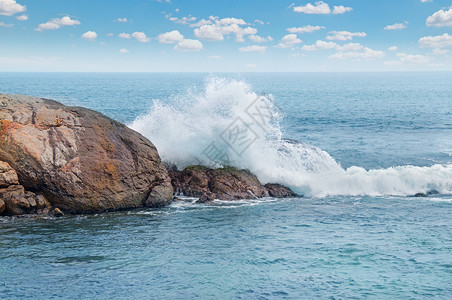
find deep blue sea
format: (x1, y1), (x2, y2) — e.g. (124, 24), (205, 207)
(1, 72), (451, 299)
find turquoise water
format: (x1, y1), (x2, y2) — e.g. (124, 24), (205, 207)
(1, 73), (452, 298)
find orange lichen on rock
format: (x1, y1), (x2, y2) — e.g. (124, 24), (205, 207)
(0, 120), (22, 134)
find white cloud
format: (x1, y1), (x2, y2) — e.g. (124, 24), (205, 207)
(326, 31), (366, 41)
(419, 33), (452, 48)
(397, 53), (430, 64)
(426, 7), (452, 27)
(287, 25), (325, 33)
(388, 46), (398, 51)
(0, 0), (25, 16)
(194, 23), (257, 42)
(276, 34), (302, 48)
(293, 1), (331, 14)
(107, 33), (114, 37)
(329, 47), (385, 60)
(115, 18), (127, 22)
(119, 33), (131, 39)
(158, 30), (184, 44)
(246, 63), (256, 68)
(119, 48), (130, 53)
(421, 0), (433, 2)
(336, 43), (363, 51)
(174, 39), (203, 51)
(248, 35), (273, 42)
(239, 45), (267, 53)
(35, 16), (80, 31)
(301, 40), (337, 51)
(168, 16), (197, 25)
(208, 55), (222, 59)
(16, 14), (27, 21)
(217, 17), (247, 25)
(333, 6), (353, 15)
(384, 60), (402, 66)
(293, 1), (352, 15)
(431, 48), (449, 55)
(384, 22), (408, 30)
(132, 32), (150, 43)
(81, 31), (97, 41)
(254, 19), (264, 25)
(0, 21), (12, 27)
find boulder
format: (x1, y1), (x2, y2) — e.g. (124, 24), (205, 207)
(0, 161), (19, 187)
(0, 93), (173, 214)
(169, 165), (298, 202)
(264, 183), (298, 198)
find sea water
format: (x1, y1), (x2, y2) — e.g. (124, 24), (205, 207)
(0, 72), (451, 299)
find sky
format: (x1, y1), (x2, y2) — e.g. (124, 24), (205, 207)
(0, 0), (452, 72)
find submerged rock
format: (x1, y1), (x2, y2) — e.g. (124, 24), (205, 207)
(169, 165), (298, 202)
(0, 93), (173, 214)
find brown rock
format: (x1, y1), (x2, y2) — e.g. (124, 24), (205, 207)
(0, 198), (5, 214)
(264, 183), (298, 198)
(0, 161), (19, 187)
(50, 207), (64, 217)
(0, 93), (173, 214)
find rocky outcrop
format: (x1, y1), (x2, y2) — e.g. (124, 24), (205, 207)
(0, 93), (173, 214)
(169, 165), (298, 202)
(0, 161), (51, 215)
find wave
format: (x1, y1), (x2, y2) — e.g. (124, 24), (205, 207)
(129, 77), (452, 197)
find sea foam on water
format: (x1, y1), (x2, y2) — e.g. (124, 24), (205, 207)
(130, 77), (452, 197)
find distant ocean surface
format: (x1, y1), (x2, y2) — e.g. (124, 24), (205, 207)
(1, 72), (451, 299)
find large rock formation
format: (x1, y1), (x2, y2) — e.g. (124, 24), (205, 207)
(169, 165), (298, 202)
(0, 93), (173, 214)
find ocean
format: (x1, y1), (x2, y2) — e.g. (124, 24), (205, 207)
(0, 72), (451, 299)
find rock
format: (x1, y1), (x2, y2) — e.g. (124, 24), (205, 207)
(264, 183), (298, 198)
(0, 161), (19, 187)
(0, 199), (5, 214)
(169, 165), (297, 202)
(0, 184), (51, 215)
(0, 93), (173, 214)
(50, 208), (64, 217)
(414, 193), (427, 197)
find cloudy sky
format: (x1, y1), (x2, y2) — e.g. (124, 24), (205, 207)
(0, 0), (451, 72)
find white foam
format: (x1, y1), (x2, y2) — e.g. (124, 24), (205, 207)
(130, 77), (452, 197)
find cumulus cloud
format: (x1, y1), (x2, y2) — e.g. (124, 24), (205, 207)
(254, 19), (264, 25)
(119, 48), (130, 53)
(293, 1), (331, 14)
(276, 34), (302, 48)
(293, 1), (352, 15)
(119, 33), (131, 39)
(419, 33), (452, 48)
(248, 35), (273, 42)
(115, 18), (127, 22)
(0, 21), (13, 27)
(194, 23), (257, 42)
(421, 0), (433, 2)
(301, 40), (337, 51)
(0, 0), (26, 16)
(35, 16), (80, 31)
(431, 48), (449, 55)
(168, 15), (197, 25)
(81, 31), (97, 41)
(132, 32), (150, 42)
(158, 30), (184, 43)
(426, 7), (452, 27)
(384, 22), (408, 30)
(287, 25), (325, 33)
(239, 45), (267, 53)
(174, 39), (203, 51)
(388, 46), (398, 51)
(335, 43), (363, 51)
(329, 47), (385, 60)
(333, 6), (353, 15)
(326, 31), (366, 41)
(16, 14), (27, 21)
(397, 53), (430, 64)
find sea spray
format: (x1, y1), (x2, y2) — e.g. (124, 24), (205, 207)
(130, 77), (452, 197)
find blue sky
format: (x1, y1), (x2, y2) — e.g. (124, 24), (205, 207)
(0, 0), (451, 72)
